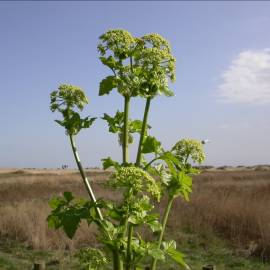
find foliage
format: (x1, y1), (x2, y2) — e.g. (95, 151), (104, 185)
(97, 29), (176, 98)
(102, 111), (150, 146)
(75, 248), (108, 270)
(50, 84), (96, 135)
(48, 29), (206, 270)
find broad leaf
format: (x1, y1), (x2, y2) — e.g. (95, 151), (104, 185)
(102, 111), (124, 133)
(99, 76), (117, 96)
(63, 191), (74, 202)
(142, 136), (162, 154)
(163, 241), (190, 269)
(100, 56), (118, 69)
(129, 120), (151, 134)
(102, 157), (120, 170)
(148, 247), (165, 261)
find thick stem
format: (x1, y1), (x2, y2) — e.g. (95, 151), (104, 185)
(150, 196), (174, 270)
(123, 96), (130, 164)
(135, 97), (151, 167)
(69, 135), (103, 220)
(125, 224), (134, 270)
(113, 248), (122, 270)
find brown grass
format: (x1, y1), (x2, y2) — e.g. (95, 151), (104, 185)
(0, 168), (270, 260)
(169, 170), (270, 260)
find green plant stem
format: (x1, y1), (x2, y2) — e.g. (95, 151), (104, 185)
(113, 248), (122, 270)
(150, 196), (174, 270)
(69, 134), (103, 220)
(119, 96), (131, 270)
(136, 97), (151, 167)
(123, 96), (130, 164)
(70, 135), (122, 270)
(126, 224), (134, 270)
(144, 157), (159, 170)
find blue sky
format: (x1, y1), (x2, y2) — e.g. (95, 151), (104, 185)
(1, 1), (270, 168)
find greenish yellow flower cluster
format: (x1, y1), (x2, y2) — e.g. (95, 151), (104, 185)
(172, 139), (205, 164)
(98, 29), (135, 59)
(112, 166), (161, 200)
(50, 84), (95, 136)
(50, 84), (88, 112)
(98, 29), (176, 98)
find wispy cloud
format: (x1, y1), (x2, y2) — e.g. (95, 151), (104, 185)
(218, 49), (270, 105)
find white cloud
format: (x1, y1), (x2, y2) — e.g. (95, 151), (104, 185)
(218, 49), (270, 104)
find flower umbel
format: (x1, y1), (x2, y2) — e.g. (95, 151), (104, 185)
(111, 166), (161, 201)
(172, 139), (205, 164)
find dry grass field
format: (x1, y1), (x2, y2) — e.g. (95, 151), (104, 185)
(0, 166), (270, 269)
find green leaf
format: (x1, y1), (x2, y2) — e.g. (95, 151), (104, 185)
(99, 76), (117, 96)
(100, 56), (118, 69)
(148, 248), (165, 261)
(81, 117), (96, 129)
(160, 151), (180, 165)
(102, 157), (120, 170)
(148, 220), (162, 232)
(47, 215), (61, 229)
(62, 214), (81, 238)
(55, 119), (66, 127)
(63, 191), (74, 202)
(47, 193), (102, 239)
(49, 197), (64, 209)
(163, 241), (190, 269)
(168, 172), (192, 200)
(102, 111), (124, 133)
(129, 120), (151, 134)
(162, 86), (175, 97)
(159, 151), (180, 177)
(162, 240), (176, 251)
(142, 136), (162, 154)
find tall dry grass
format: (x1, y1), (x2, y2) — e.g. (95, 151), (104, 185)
(0, 170), (113, 250)
(0, 169), (270, 260)
(168, 170), (270, 260)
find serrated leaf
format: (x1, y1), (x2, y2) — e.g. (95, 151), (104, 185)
(129, 120), (151, 134)
(63, 191), (74, 202)
(148, 220), (162, 232)
(99, 76), (117, 96)
(49, 197), (63, 209)
(142, 136), (162, 154)
(47, 215), (61, 229)
(100, 56), (118, 69)
(102, 157), (120, 170)
(102, 111), (124, 133)
(62, 215), (81, 238)
(81, 117), (96, 129)
(148, 248), (165, 261)
(162, 240), (177, 251)
(165, 246), (190, 269)
(55, 119), (66, 127)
